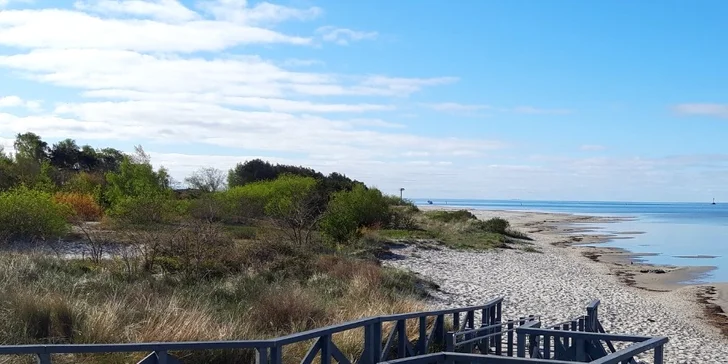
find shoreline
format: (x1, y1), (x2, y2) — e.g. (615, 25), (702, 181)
(419, 204), (724, 293)
(388, 205), (728, 361)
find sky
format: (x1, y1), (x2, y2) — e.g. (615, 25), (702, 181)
(1, 0), (728, 202)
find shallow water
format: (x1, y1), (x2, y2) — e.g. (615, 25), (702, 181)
(414, 199), (728, 282)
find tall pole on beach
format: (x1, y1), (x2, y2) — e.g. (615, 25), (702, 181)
(400, 187), (405, 200)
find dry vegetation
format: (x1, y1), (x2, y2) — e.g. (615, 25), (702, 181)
(0, 134), (532, 363)
(0, 208), (529, 364)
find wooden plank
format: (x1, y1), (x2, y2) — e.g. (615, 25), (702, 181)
(300, 338), (321, 364)
(330, 342), (351, 364)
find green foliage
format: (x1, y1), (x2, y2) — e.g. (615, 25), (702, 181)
(105, 157), (170, 206)
(0, 186), (70, 243)
(320, 184), (390, 243)
(107, 193), (182, 225)
(388, 206), (419, 230)
(223, 225), (257, 240)
(472, 217), (510, 234)
(427, 209), (477, 223)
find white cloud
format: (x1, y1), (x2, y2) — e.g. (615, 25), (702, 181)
(673, 103), (728, 118)
(0, 49), (450, 98)
(0, 0), (525, 198)
(580, 144), (606, 151)
(426, 102), (491, 112)
(282, 58), (324, 67)
(198, 0), (322, 25)
(0, 9), (312, 52)
(0, 95), (42, 111)
(73, 0), (200, 22)
(316, 26), (377, 45)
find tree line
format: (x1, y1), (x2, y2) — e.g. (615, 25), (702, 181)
(0, 132), (415, 246)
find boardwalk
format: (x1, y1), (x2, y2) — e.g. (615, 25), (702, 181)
(0, 298), (666, 364)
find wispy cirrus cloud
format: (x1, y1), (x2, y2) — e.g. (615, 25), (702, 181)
(426, 103), (573, 116)
(316, 26), (378, 45)
(673, 103), (728, 118)
(425, 102), (491, 112)
(580, 144), (606, 151)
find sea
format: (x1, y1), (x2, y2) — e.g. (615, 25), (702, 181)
(412, 199), (728, 283)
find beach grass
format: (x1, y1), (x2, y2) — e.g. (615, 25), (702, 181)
(0, 225), (429, 364)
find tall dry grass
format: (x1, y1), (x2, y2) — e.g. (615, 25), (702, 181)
(0, 239), (430, 364)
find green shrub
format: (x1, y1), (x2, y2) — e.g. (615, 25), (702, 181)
(0, 187), (70, 243)
(474, 217), (510, 234)
(320, 185), (390, 243)
(223, 225), (257, 240)
(388, 207), (418, 230)
(428, 210), (477, 223)
(108, 193), (182, 225)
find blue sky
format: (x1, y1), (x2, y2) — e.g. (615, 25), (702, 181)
(1, 0), (727, 202)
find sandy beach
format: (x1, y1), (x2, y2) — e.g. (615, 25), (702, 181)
(383, 206), (728, 363)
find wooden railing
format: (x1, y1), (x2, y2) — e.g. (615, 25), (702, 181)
(0, 298), (504, 364)
(0, 298), (668, 364)
(443, 300), (667, 364)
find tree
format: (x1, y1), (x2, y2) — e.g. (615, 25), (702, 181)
(0, 148), (18, 191)
(185, 167), (226, 193)
(14, 132), (48, 165)
(49, 139), (81, 170)
(228, 159), (277, 187)
(105, 155), (171, 208)
(13, 132), (48, 186)
(320, 184), (390, 243)
(96, 148), (124, 173)
(78, 145), (100, 171)
(263, 174), (322, 246)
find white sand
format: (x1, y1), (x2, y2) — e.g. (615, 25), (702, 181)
(383, 208), (728, 364)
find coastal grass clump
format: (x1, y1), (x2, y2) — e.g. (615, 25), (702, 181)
(426, 209), (477, 223)
(0, 228), (429, 363)
(371, 212), (534, 251)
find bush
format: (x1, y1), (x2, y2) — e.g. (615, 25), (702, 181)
(388, 207), (418, 230)
(473, 217), (510, 234)
(108, 194), (182, 225)
(320, 185), (390, 243)
(223, 225), (257, 240)
(0, 187), (70, 243)
(250, 284), (329, 332)
(428, 210), (477, 223)
(53, 192), (104, 222)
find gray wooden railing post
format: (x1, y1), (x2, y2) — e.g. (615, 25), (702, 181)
(654, 344), (664, 364)
(435, 315), (445, 346)
(371, 321), (383, 363)
(418, 316), (427, 355)
(445, 332), (455, 352)
(256, 347), (269, 364)
(495, 302), (502, 354)
(575, 338), (585, 362)
(543, 335), (550, 359)
(516, 330), (526, 357)
(396, 319), (407, 358)
(321, 335), (331, 364)
(507, 321), (514, 357)
(36, 353), (51, 364)
(157, 350), (168, 364)
(270, 345), (282, 364)
(453, 313), (460, 331)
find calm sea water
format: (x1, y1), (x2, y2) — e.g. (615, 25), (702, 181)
(413, 199), (728, 282)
